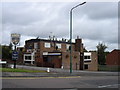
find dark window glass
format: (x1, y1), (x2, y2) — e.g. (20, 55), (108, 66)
(88, 56), (90, 59)
(84, 56), (90, 59)
(25, 56), (31, 60)
(84, 64), (88, 69)
(84, 56), (88, 59)
(24, 61), (31, 63)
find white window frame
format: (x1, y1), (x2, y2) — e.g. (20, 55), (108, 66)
(44, 42), (51, 48)
(56, 43), (61, 49)
(34, 43), (38, 49)
(66, 44), (70, 50)
(84, 52), (91, 62)
(24, 54), (34, 61)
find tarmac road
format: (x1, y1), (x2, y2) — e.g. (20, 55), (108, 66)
(2, 76), (119, 89)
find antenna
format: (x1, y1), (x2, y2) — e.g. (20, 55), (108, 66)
(49, 32), (55, 40)
(77, 36), (79, 39)
(36, 36), (39, 39)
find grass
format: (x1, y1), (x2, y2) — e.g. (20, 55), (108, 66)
(0, 68), (47, 73)
(98, 65), (120, 72)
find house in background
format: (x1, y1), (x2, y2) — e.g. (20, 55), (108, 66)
(106, 49), (120, 66)
(84, 51), (98, 71)
(17, 47), (25, 64)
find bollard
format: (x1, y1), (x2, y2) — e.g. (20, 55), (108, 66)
(11, 65), (14, 69)
(47, 68), (50, 73)
(61, 66), (63, 69)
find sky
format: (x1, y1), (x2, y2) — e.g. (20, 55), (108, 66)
(1, 1), (118, 52)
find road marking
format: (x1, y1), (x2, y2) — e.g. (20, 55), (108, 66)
(98, 84), (120, 88)
(1, 76), (81, 79)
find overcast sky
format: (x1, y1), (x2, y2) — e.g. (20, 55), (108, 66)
(1, 2), (118, 51)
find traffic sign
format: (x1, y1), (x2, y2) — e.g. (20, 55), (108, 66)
(12, 51), (18, 60)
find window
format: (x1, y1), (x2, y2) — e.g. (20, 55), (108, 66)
(45, 43), (50, 48)
(84, 56), (91, 59)
(84, 52), (91, 62)
(66, 44), (70, 50)
(25, 56), (31, 60)
(84, 64), (88, 69)
(34, 43), (38, 49)
(56, 43), (61, 49)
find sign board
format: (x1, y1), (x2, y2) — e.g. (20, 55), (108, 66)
(11, 33), (20, 45)
(43, 52), (48, 55)
(12, 51), (18, 60)
(43, 52), (61, 56)
(48, 53), (61, 56)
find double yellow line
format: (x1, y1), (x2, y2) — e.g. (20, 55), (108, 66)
(1, 76), (81, 79)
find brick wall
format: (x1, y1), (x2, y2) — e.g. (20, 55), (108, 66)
(62, 51), (80, 70)
(88, 52), (98, 71)
(106, 50), (120, 65)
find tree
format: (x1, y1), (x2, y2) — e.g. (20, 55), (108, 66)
(9, 42), (13, 50)
(0, 45), (2, 59)
(2, 45), (12, 60)
(83, 47), (88, 52)
(96, 43), (107, 65)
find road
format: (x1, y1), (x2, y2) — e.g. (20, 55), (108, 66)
(2, 76), (119, 89)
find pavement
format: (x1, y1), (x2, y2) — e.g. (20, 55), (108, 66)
(1, 65), (119, 77)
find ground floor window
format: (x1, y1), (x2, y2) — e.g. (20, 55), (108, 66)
(84, 64), (88, 69)
(25, 56), (31, 60)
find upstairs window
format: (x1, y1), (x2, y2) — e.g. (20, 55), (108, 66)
(34, 43), (38, 49)
(84, 56), (91, 59)
(66, 44), (70, 50)
(56, 43), (61, 49)
(84, 55), (91, 62)
(45, 43), (50, 48)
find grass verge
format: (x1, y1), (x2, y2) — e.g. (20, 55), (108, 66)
(0, 68), (47, 73)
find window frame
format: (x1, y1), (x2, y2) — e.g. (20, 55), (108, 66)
(44, 42), (51, 48)
(56, 43), (61, 49)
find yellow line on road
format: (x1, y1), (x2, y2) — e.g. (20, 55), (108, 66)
(1, 76), (81, 79)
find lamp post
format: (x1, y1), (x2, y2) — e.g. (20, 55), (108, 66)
(70, 2), (86, 74)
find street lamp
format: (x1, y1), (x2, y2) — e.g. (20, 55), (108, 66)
(70, 2), (86, 74)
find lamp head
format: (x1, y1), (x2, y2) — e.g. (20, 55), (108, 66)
(80, 2), (86, 5)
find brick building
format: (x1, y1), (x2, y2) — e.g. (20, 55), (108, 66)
(17, 47), (25, 64)
(106, 49), (120, 65)
(23, 37), (98, 71)
(84, 52), (98, 71)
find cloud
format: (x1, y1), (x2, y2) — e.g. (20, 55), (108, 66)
(72, 2), (118, 20)
(1, 2), (118, 51)
(73, 17), (118, 43)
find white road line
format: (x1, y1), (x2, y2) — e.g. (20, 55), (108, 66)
(98, 84), (120, 88)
